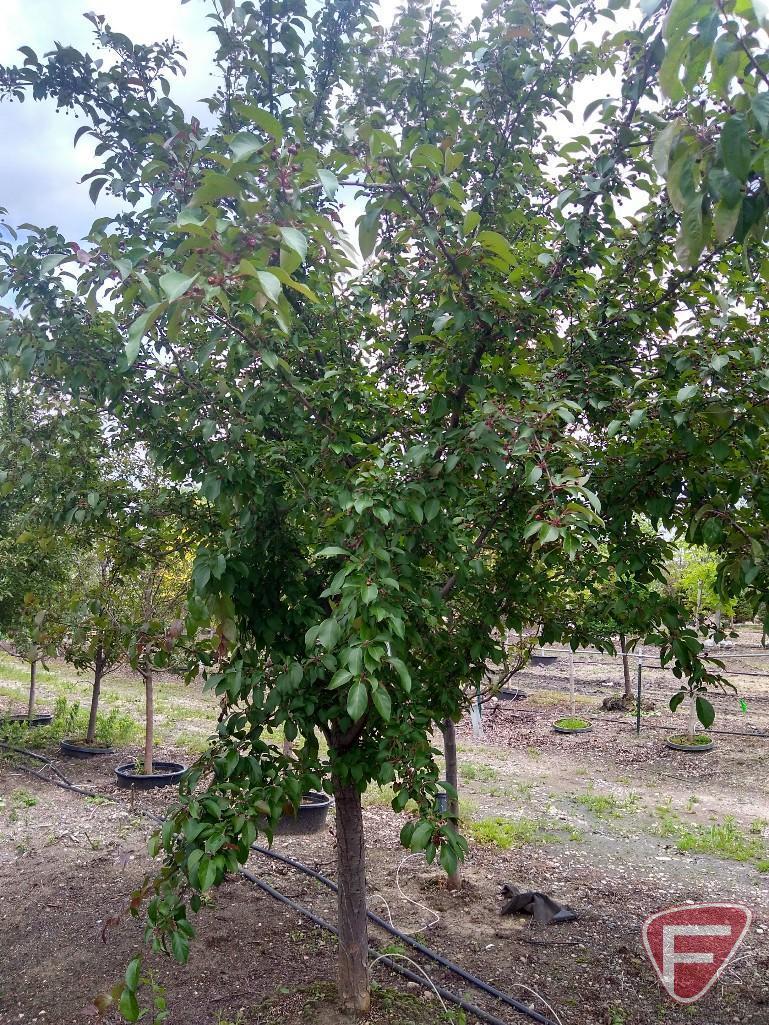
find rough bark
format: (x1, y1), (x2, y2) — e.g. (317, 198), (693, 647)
(85, 645), (104, 745)
(619, 634), (632, 701)
(143, 665), (154, 775)
(27, 658), (37, 721)
(334, 777), (370, 1014)
(441, 718), (461, 887)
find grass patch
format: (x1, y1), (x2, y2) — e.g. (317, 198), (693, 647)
(573, 787), (640, 819)
(459, 762), (498, 783)
(467, 815), (558, 849)
(527, 689), (593, 709)
(554, 716), (591, 730)
(173, 730), (213, 755)
(676, 817), (765, 862)
(0, 654), (219, 751)
(654, 809), (768, 866)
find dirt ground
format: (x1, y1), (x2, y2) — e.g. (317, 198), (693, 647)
(2, 629), (769, 1025)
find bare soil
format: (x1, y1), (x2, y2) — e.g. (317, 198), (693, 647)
(2, 628), (769, 1025)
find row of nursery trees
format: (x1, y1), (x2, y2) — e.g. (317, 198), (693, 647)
(1, 0), (769, 1016)
(0, 389), (191, 771)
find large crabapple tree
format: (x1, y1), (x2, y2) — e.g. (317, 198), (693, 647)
(2, 0), (769, 1014)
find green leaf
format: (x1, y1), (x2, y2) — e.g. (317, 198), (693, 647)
(652, 121), (682, 175)
(229, 132), (263, 160)
(439, 842), (458, 876)
(329, 668), (352, 690)
(159, 271), (199, 303)
(411, 143), (443, 170)
(318, 169), (339, 199)
(409, 820), (433, 851)
(171, 930), (190, 964)
(676, 383), (699, 402)
(388, 657), (411, 692)
(89, 177), (109, 204)
(752, 92), (769, 134)
(424, 498), (440, 522)
(256, 271), (282, 304)
(39, 253), (68, 275)
(720, 117), (753, 181)
(371, 685), (391, 720)
(713, 199), (741, 244)
(696, 695), (715, 730)
(607, 419), (622, 438)
(669, 691), (686, 712)
(710, 353), (730, 372)
(316, 617), (340, 650)
(463, 210), (480, 235)
(359, 207), (380, 260)
(125, 304), (166, 367)
(190, 172), (240, 206)
(233, 103), (283, 140)
(316, 546), (350, 557)
(118, 988), (140, 1022)
(125, 958), (142, 992)
(279, 227), (307, 263)
(347, 680), (368, 720)
(200, 857), (217, 891)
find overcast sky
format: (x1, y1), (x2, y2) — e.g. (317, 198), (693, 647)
(0, 0), (625, 243)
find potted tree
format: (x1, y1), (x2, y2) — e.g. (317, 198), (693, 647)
(59, 550), (130, 756)
(115, 554), (191, 790)
(1, 609), (62, 727)
(553, 648), (592, 734)
(667, 680), (715, 753)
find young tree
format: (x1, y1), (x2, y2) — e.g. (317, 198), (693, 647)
(61, 548), (132, 745)
(2, 0), (769, 1014)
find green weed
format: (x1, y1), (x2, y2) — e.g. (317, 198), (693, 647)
(468, 815), (557, 849)
(459, 762), (498, 783)
(676, 817), (765, 862)
(573, 787), (640, 819)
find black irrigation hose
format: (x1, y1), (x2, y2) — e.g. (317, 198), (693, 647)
(250, 843), (557, 1025)
(0, 741), (100, 796)
(0, 745), (559, 1025)
(242, 868), (543, 1025)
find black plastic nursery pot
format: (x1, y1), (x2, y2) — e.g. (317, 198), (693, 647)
(274, 791), (333, 836)
(530, 654), (558, 667)
(60, 738), (115, 759)
(2, 712), (53, 728)
(552, 718), (593, 735)
(115, 761), (187, 789)
(666, 734), (714, 753)
(499, 689), (527, 701)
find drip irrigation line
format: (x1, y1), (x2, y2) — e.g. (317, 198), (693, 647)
(0, 744), (559, 1025)
(0, 741), (99, 795)
(250, 843), (557, 1025)
(242, 868), (553, 1025)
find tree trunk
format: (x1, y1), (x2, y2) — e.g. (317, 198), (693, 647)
(27, 658), (37, 721)
(334, 777), (370, 1014)
(688, 692), (697, 739)
(619, 634), (632, 701)
(143, 666), (154, 775)
(86, 646), (104, 745)
(441, 718), (461, 888)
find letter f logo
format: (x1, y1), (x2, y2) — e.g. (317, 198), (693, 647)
(643, 904), (751, 1003)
